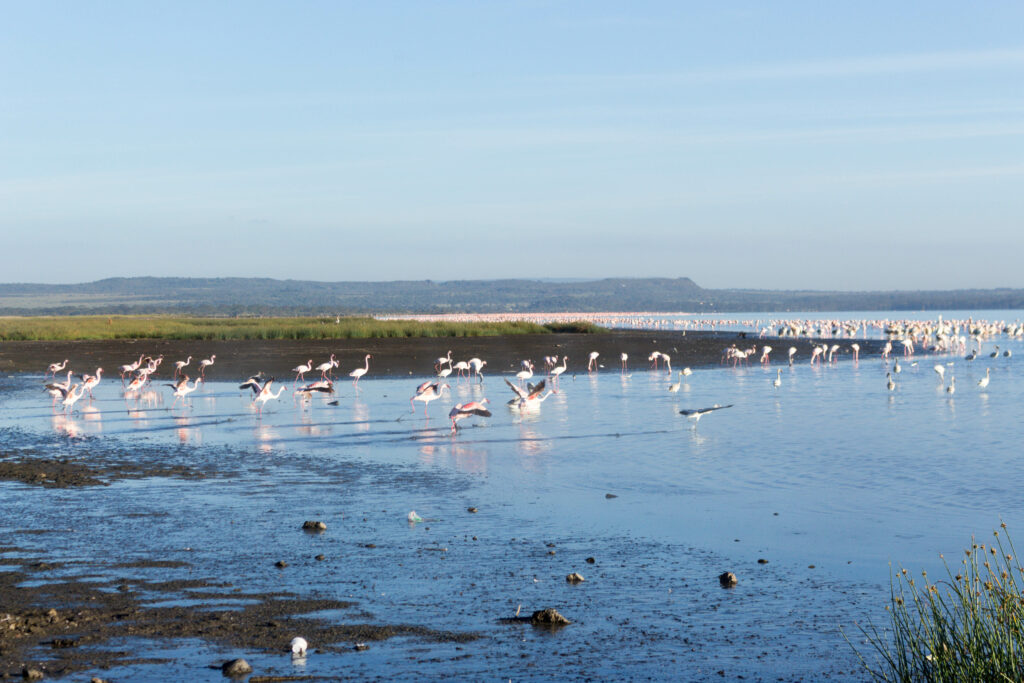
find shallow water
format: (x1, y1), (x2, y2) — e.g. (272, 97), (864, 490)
(3, 330), (1024, 680)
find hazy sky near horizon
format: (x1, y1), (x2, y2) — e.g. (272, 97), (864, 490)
(3, 2), (1023, 290)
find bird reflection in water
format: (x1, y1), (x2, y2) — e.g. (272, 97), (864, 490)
(449, 442), (489, 475)
(298, 412), (332, 437)
(52, 413), (82, 438)
(254, 423), (280, 452)
(515, 424), (550, 460)
(80, 405), (102, 433)
(175, 415), (201, 444)
(352, 398), (370, 433)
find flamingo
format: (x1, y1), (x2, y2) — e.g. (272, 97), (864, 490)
(620, 353), (628, 372)
(61, 383), (86, 413)
(773, 368), (782, 389)
(349, 354), (371, 385)
(295, 379), (336, 400)
(828, 344), (840, 363)
(893, 359), (901, 374)
(760, 346), (772, 365)
(946, 376), (957, 395)
(886, 372), (895, 391)
(851, 343), (860, 362)
(124, 374), (148, 394)
(648, 351), (661, 369)
(411, 382), (449, 415)
(81, 368), (103, 398)
(468, 358), (487, 382)
(668, 371), (684, 393)
(239, 373), (265, 396)
(435, 350), (453, 373)
(882, 341), (892, 360)
(810, 346), (823, 365)
(990, 346), (1001, 359)
(168, 377), (202, 407)
(679, 403), (733, 427)
(292, 359), (314, 384)
(788, 347), (797, 365)
(588, 351), (599, 372)
(315, 354), (337, 379)
(253, 378), (286, 413)
(437, 364), (453, 380)
(550, 356), (568, 387)
(504, 378), (551, 409)
(173, 356), (192, 377)
(515, 362), (534, 385)
(119, 355), (145, 381)
(44, 371), (74, 407)
(452, 360), (471, 378)
(449, 400), (491, 432)
(933, 364), (945, 381)
(978, 367), (991, 389)
(661, 353), (672, 374)
(199, 355), (216, 377)
(46, 359), (68, 379)
(681, 367), (693, 377)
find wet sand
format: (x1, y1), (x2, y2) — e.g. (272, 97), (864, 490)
(0, 330), (884, 379)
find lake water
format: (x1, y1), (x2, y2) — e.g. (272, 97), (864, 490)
(2, 318), (1024, 680)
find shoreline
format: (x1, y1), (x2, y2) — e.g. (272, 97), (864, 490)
(0, 330), (884, 380)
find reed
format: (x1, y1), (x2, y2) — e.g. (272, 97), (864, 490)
(0, 316), (604, 341)
(850, 523), (1024, 681)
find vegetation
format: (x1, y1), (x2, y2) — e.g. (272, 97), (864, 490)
(851, 524), (1024, 681)
(0, 316), (604, 341)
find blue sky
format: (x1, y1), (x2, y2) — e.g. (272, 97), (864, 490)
(2, 2), (1022, 289)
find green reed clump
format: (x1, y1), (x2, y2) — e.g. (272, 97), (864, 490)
(543, 320), (606, 334)
(0, 316), (603, 341)
(851, 523), (1024, 681)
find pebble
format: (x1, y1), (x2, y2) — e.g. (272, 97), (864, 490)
(604, 493), (618, 499)
(531, 608), (571, 626)
(467, 507), (478, 513)
(302, 521), (327, 531)
(585, 557), (596, 564)
(22, 667), (44, 681)
(221, 658), (253, 676)
(757, 558), (769, 564)
(718, 571), (738, 588)
(275, 560), (288, 568)
(566, 572), (585, 584)
(315, 554), (325, 561)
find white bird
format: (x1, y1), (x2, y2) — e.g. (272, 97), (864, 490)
(61, 383), (85, 413)
(315, 354), (338, 379)
(292, 359), (314, 384)
(990, 346), (1001, 359)
(290, 637), (308, 656)
(773, 368), (782, 389)
(550, 356), (568, 385)
(515, 362), (534, 384)
(978, 367), (991, 389)
(435, 350), (453, 372)
(437, 365), (453, 380)
(449, 400), (491, 432)
(81, 368), (103, 398)
(199, 355), (216, 376)
(668, 371), (683, 393)
(46, 359), (69, 378)
(44, 371), (74, 406)
(254, 379), (286, 413)
(168, 377), (202, 406)
(349, 354), (372, 385)
(505, 378), (551, 408)
(661, 353), (672, 374)
(468, 357), (487, 382)
(788, 347), (797, 365)
(886, 372), (895, 391)
(893, 359), (901, 374)
(173, 356), (192, 377)
(679, 404), (733, 426)
(620, 353), (628, 372)
(933, 364), (945, 380)
(411, 382), (449, 415)
(850, 343), (860, 362)
(119, 354), (146, 380)
(588, 351), (599, 372)
(946, 376), (956, 395)
(452, 360), (471, 378)
(681, 367), (693, 377)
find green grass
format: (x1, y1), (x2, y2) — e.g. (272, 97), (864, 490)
(850, 524), (1024, 681)
(0, 316), (605, 341)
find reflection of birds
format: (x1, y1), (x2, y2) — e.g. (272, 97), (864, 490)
(449, 400), (491, 432)
(679, 404), (733, 425)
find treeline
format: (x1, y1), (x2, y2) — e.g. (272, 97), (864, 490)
(1, 277), (1022, 315)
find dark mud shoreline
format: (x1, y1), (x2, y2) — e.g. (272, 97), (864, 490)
(0, 330), (885, 379)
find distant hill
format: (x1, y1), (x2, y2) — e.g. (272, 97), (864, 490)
(0, 277), (1022, 315)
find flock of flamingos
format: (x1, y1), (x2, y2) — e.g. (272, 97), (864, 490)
(40, 316), (1022, 432)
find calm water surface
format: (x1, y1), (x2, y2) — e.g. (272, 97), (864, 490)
(2, 325), (1023, 680)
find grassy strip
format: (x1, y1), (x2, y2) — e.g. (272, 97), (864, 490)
(0, 316), (605, 341)
(849, 523), (1024, 681)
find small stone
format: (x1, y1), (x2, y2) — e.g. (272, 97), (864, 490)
(547, 550), (556, 556)
(467, 507), (478, 513)
(90, 678), (108, 683)
(302, 520), (327, 531)
(566, 572), (585, 584)
(221, 658), (253, 677)
(354, 643), (369, 651)
(315, 554), (326, 561)
(531, 608), (571, 626)
(718, 571), (738, 588)
(605, 493), (618, 499)
(45, 608), (58, 621)
(22, 667), (44, 681)
(275, 560), (288, 568)
(585, 557), (595, 564)
(757, 558), (769, 564)
(808, 564), (816, 569)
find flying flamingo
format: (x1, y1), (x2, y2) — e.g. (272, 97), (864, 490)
(174, 356), (192, 377)
(588, 351), (599, 372)
(349, 354), (371, 386)
(411, 381), (449, 415)
(46, 359), (68, 379)
(253, 378), (286, 413)
(292, 359), (314, 384)
(505, 378), (551, 409)
(449, 400), (491, 432)
(198, 355), (216, 377)
(168, 377), (203, 407)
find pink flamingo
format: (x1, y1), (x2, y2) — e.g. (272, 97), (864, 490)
(411, 381), (449, 415)
(449, 400), (491, 432)
(349, 354), (371, 386)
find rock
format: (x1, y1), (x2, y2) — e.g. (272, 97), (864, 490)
(21, 667), (44, 681)
(467, 507), (478, 513)
(757, 558), (768, 564)
(315, 554), (326, 561)
(91, 678), (108, 683)
(605, 493), (618, 499)
(566, 572), (585, 584)
(531, 608), (571, 626)
(547, 550), (556, 555)
(45, 608), (58, 621)
(718, 571), (738, 588)
(275, 560), (288, 568)
(221, 658), (253, 677)
(585, 556), (595, 564)
(302, 521), (327, 531)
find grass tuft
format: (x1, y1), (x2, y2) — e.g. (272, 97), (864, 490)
(849, 523), (1024, 681)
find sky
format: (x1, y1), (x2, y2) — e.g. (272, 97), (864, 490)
(2, 1), (1023, 290)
